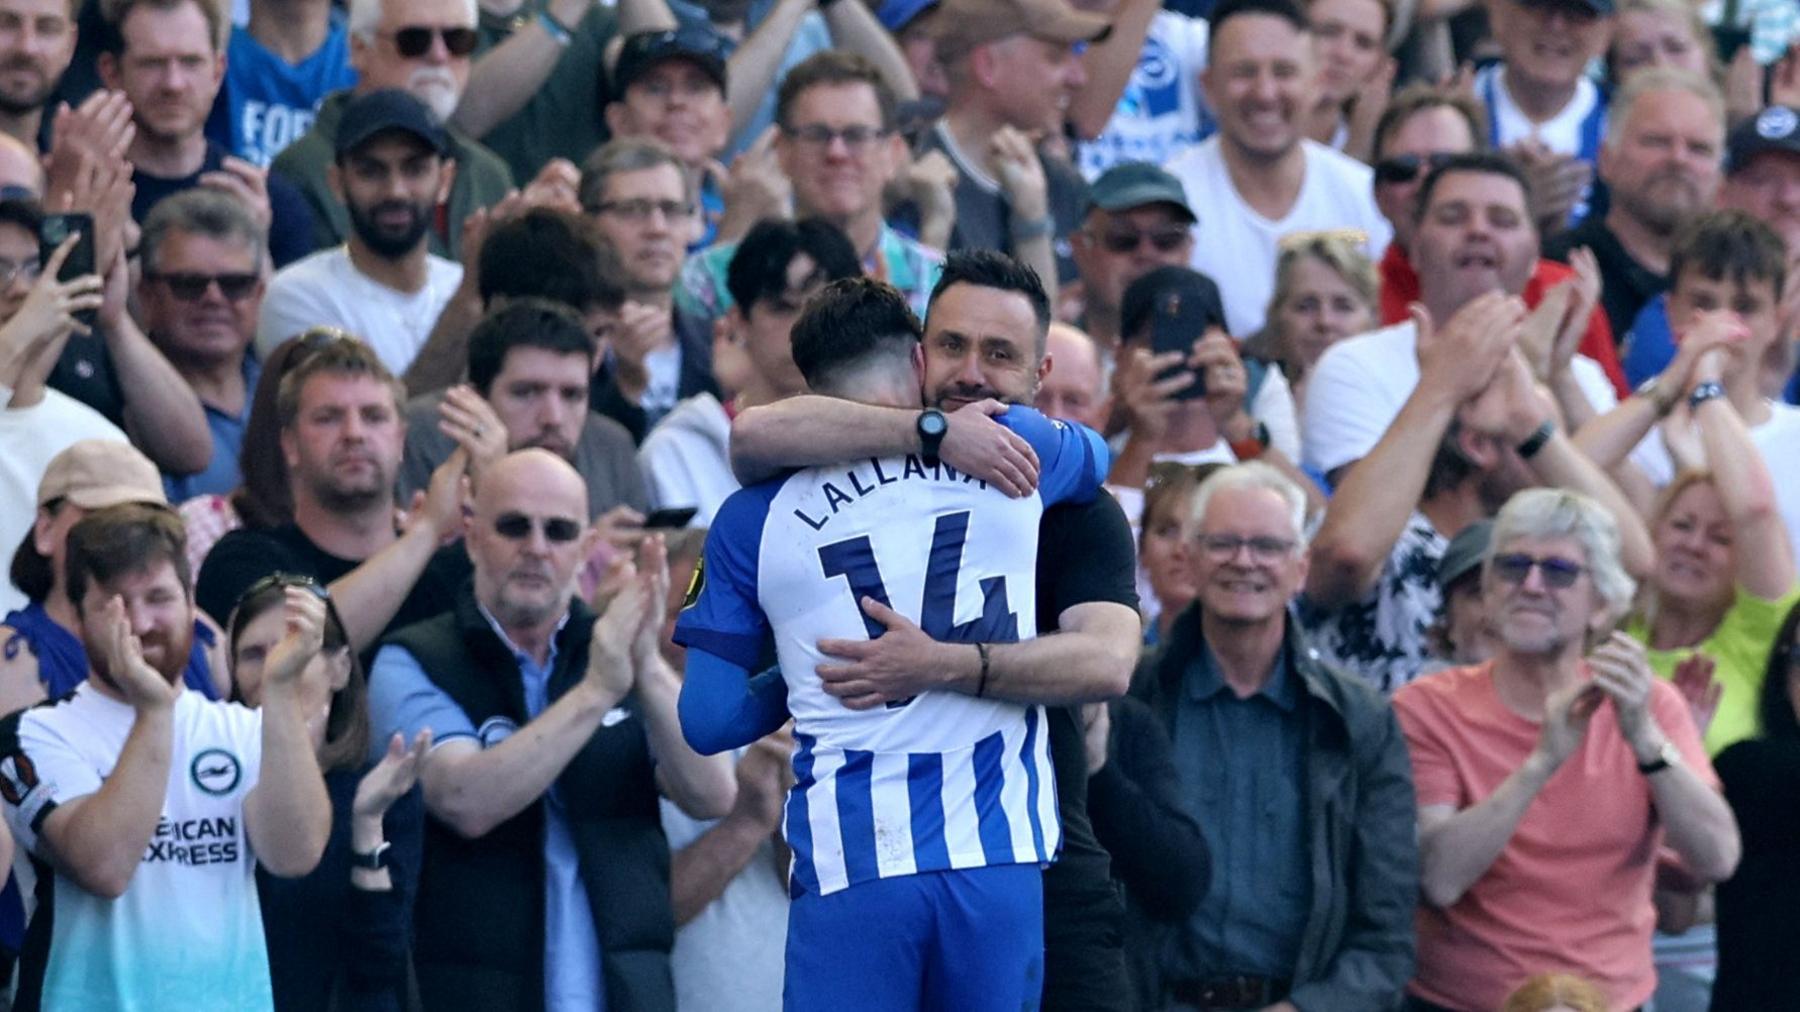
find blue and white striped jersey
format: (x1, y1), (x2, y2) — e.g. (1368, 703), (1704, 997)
(675, 407), (1107, 896)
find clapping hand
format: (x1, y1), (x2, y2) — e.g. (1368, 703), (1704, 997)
(94, 595), (180, 712)
(352, 730), (433, 822)
(260, 586), (328, 693)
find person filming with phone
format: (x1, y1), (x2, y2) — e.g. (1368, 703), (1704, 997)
(1392, 487), (1741, 1012)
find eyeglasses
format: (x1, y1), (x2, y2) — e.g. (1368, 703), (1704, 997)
(1491, 553), (1586, 589)
(1372, 152), (1459, 186)
(149, 271), (259, 302)
(493, 512), (583, 544)
(1094, 226), (1190, 255)
(0, 255), (40, 287)
(387, 25), (480, 58)
(586, 198), (696, 221)
(1198, 533), (1296, 563)
(781, 124), (892, 151)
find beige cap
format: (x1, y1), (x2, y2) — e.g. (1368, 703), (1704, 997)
(38, 440), (168, 509)
(930, 0), (1110, 53)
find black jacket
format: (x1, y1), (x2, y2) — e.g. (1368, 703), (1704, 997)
(385, 592), (674, 1012)
(1133, 604), (1418, 1011)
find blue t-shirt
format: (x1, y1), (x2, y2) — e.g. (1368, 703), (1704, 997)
(674, 407), (1108, 896)
(206, 22), (357, 168)
(164, 354), (260, 504)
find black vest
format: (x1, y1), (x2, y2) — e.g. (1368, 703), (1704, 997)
(386, 592), (675, 1012)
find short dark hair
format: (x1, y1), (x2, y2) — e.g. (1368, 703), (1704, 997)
(467, 299), (597, 397)
(0, 197), (43, 239)
(1758, 597), (1800, 742)
(790, 277), (923, 391)
(65, 503), (191, 615)
(478, 208), (624, 312)
(725, 218), (862, 312)
(1209, 0), (1309, 36)
(99, 0), (227, 56)
(9, 498), (63, 604)
(776, 50), (898, 132)
(1372, 84), (1489, 162)
(1669, 209), (1787, 298)
(927, 250), (1052, 351)
(141, 188), (266, 276)
(1414, 151), (1533, 225)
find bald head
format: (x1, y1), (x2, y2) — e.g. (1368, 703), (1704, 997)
(468, 449), (591, 630)
(1035, 322), (1108, 429)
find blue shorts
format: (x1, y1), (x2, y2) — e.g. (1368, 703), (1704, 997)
(784, 863), (1044, 1012)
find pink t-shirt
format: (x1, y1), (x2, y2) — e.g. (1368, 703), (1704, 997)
(1393, 662), (1717, 1011)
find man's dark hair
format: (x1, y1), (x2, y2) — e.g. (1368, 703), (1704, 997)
(926, 250), (1052, 350)
(1208, 0), (1309, 36)
(65, 503), (191, 615)
(467, 299), (597, 397)
(1372, 84), (1489, 162)
(479, 208), (625, 312)
(776, 50), (898, 132)
(275, 329), (405, 430)
(0, 197), (43, 238)
(790, 277), (923, 391)
(1413, 151), (1533, 225)
(1669, 209), (1787, 298)
(726, 218), (862, 313)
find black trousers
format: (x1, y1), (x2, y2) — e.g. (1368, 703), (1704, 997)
(1042, 879), (1133, 1012)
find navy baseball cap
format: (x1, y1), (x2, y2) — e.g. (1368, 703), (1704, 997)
(1727, 105), (1800, 175)
(613, 25), (730, 96)
(335, 89), (449, 159)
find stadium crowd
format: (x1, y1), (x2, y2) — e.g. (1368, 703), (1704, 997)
(0, 0), (1798, 1006)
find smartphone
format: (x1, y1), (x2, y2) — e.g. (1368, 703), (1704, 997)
(1712, 24), (1751, 64)
(39, 212), (95, 327)
(643, 506), (699, 530)
(1149, 289), (1210, 400)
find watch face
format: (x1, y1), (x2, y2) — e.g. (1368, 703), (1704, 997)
(920, 411), (948, 437)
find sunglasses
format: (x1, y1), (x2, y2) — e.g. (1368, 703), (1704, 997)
(1095, 226), (1190, 255)
(493, 512), (583, 544)
(1372, 152), (1459, 186)
(389, 25), (480, 58)
(242, 571), (331, 603)
(1491, 553), (1586, 589)
(150, 271), (259, 302)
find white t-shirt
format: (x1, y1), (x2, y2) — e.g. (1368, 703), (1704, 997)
(637, 392), (735, 527)
(0, 388), (129, 614)
(0, 684), (270, 1011)
(1477, 63), (1604, 158)
(1301, 320), (1618, 476)
(1077, 11), (1213, 179)
(1164, 138), (1392, 337)
(1629, 400), (1800, 550)
(254, 246), (463, 377)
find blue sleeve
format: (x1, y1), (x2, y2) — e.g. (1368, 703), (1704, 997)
(678, 650), (791, 755)
(266, 169), (318, 268)
(365, 645), (478, 763)
(671, 486), (775, 668)
(997, 405), (1109, 506)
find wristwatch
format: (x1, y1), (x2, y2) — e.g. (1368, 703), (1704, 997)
(352, 840), (392, 872)
(1688, 380), (1726, 411)
(1637, 740), (1683, 776)
(917, 408), (948, 465)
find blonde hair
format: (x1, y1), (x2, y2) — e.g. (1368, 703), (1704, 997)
(1501, 973), (1612, 1012)
(1604, 66), (1726, 149)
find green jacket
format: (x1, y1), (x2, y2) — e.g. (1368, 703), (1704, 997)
(270, 89), (515, 261)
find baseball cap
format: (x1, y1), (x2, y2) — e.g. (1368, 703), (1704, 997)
(612, 25), (729, 96)
(929, 0), (1109, 54)
(1437, 519), (1495, 589)
(1119, 266), (1228, 343)
(335, 89), (450, 159)
(1726, 105), (1800, 175)
(38, 440), (167, 509)
(878, 0), (939, 31)
(1519, 0), (1614, 15)
(1088, 162), (1197, 223)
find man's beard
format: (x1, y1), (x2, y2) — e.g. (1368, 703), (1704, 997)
(0, 57), (53, 117)
(302, 458), (393, 513)
(407, 67), (460, 122)
(346, 198), (432, 259)
(89, 619), (193, 690)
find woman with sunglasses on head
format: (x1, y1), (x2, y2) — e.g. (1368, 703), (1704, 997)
(1244, 233), (1378, 413)
(229, 574), (429, 1012)
(1710, 598), (1800, 1009)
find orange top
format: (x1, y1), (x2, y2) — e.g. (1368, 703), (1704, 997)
(1393, 662), (1717, 1011)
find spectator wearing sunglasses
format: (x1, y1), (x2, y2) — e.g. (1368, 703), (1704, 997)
(367, 449), (734, 1011)
(272, 0), (516, 261)
(1067, 161), (1198, 351)
(138, 191), (268, 504)
(97, 0), (319, 270)
(257, 90), (465, 378)
(1394, 487), (1740, 1012)
(1369, 86), (1626, 393)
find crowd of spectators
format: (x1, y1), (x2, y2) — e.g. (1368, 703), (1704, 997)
(0, 0), (1797, 1006)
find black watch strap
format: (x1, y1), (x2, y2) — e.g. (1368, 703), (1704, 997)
(352, 841), (392, 872)
(917, 408), (947, 464)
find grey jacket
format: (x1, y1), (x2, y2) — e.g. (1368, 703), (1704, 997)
(1132, 604), (1418, 1011)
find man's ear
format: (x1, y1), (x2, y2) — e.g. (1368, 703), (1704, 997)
(437, 158), (456, 205)
(604, 101), (628, 138)
(327, 162), (344, 205)
(97, 52), (119, 91)
(279, 426), (299, 470)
